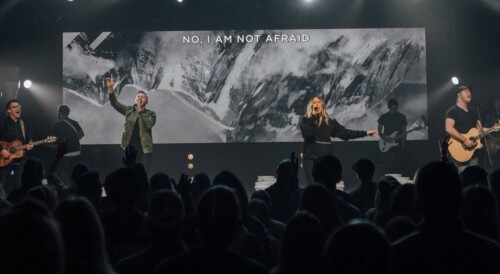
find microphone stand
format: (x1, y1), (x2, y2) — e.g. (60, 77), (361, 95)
(475, 103), (493, 166)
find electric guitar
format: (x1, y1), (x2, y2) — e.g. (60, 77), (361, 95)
(0, 136), (57, 167)
(379, 126), (423, 152)
(448, 124), (500, 163)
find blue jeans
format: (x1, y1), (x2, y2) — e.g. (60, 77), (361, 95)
(450, 155), (479, 173)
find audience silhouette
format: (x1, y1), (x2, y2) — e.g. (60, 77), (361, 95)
(2, 142), (500, 274)
(393, 162), (500, 273)
(54, 197), (116, 274)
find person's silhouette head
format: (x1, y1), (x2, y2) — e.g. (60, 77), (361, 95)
(250, 190), (272, 209)
(414, 161), (461, 217)
(313, 155), (342, 190)
(71, 162), (90, 185)
(0, 211), (64, 274)
(104, 167), (141, 210)
(460, 166), (488, 188)
(54, 197), (112, 274)
(196, 185), (242, 247)
(461, 185), (499, 240)
(276, 159), (293, 183)
(375, 176), (401, 210)
(351, 158), (375, 182)
(26, 185), (57, 211)
(275, 211), (326, 274)
(325, 219), (391, 274)
(21, 158), (45, 189)
(213, 171), (248, 218)
(76, 172), (102, 209)
(300, 183), (340, 233)
(150, 172), (172, 193)
(248, 198), (270, 228)
(148, 190), (185, 238)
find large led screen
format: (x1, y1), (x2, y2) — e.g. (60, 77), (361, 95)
(63, 28), (428, 144)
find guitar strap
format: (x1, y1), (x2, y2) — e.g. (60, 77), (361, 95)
(61, 119), (81, 156)
(20, 119), (25, 141)
(61, 119), (79, 137)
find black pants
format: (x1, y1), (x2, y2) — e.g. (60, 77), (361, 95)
(137, 151), (153, 174)
(382, 145), (408, 175)
(303, 158), (316, 186)
(0, 164), (23, 199)
(58, 155), (81, 186)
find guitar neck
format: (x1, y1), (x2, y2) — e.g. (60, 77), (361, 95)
(17, 140), (48, 150)
(475, 128), (497, 140)
(394, 128), (419, 140)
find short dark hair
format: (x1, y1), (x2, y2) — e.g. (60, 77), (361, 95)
(6, 99), (19, 110)
(57, 105), (70, 116)
(388, 99), (398, 108)
(313, 155), (342, 186)
(351, 158), (375, 180)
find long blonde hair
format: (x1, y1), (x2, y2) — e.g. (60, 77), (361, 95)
(305, 96), (329, 126)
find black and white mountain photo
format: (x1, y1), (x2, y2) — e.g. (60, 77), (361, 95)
(62, 28), (427, 144)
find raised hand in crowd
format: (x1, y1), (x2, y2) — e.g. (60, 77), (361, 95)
(171, 173), (191, 197)
(171, 173), (195, 216)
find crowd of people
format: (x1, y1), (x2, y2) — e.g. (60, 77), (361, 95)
(1, 138), (500, 274)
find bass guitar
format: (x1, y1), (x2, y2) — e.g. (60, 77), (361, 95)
(0, 136), (57, 167)
(379, 126), (423, 152)
(448, 124), (500, 163)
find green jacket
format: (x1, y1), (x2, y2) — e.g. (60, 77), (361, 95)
(109, 93), (156, 153)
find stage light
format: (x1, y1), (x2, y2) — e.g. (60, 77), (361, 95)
(188, 163), (194, 169)
(451, 76), (459, 85)
(23, 80), (32, 89)
(304, 0), (313, 2)
(177, 0), (183, 3)
(187, 153), (194, 160)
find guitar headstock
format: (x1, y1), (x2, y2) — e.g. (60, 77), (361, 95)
(45, 136), (58, 144)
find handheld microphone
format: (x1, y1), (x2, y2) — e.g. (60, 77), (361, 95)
(313, 107), (319, 111)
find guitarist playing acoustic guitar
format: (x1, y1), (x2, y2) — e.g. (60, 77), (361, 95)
(445, 86), (500, 172)
(0, 99), (33, 199)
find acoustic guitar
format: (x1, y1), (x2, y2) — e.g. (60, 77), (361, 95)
(447, 124), (500, 163)
(0, 136), (57, 167)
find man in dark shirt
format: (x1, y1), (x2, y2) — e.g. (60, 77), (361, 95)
(445, 86), (499, 172)
(0, 100), (33, 198)
(378, 99), (408, 175)
(51, 105), (84, 186)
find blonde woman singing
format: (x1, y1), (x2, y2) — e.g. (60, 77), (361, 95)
(300, 97), (378, 185)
